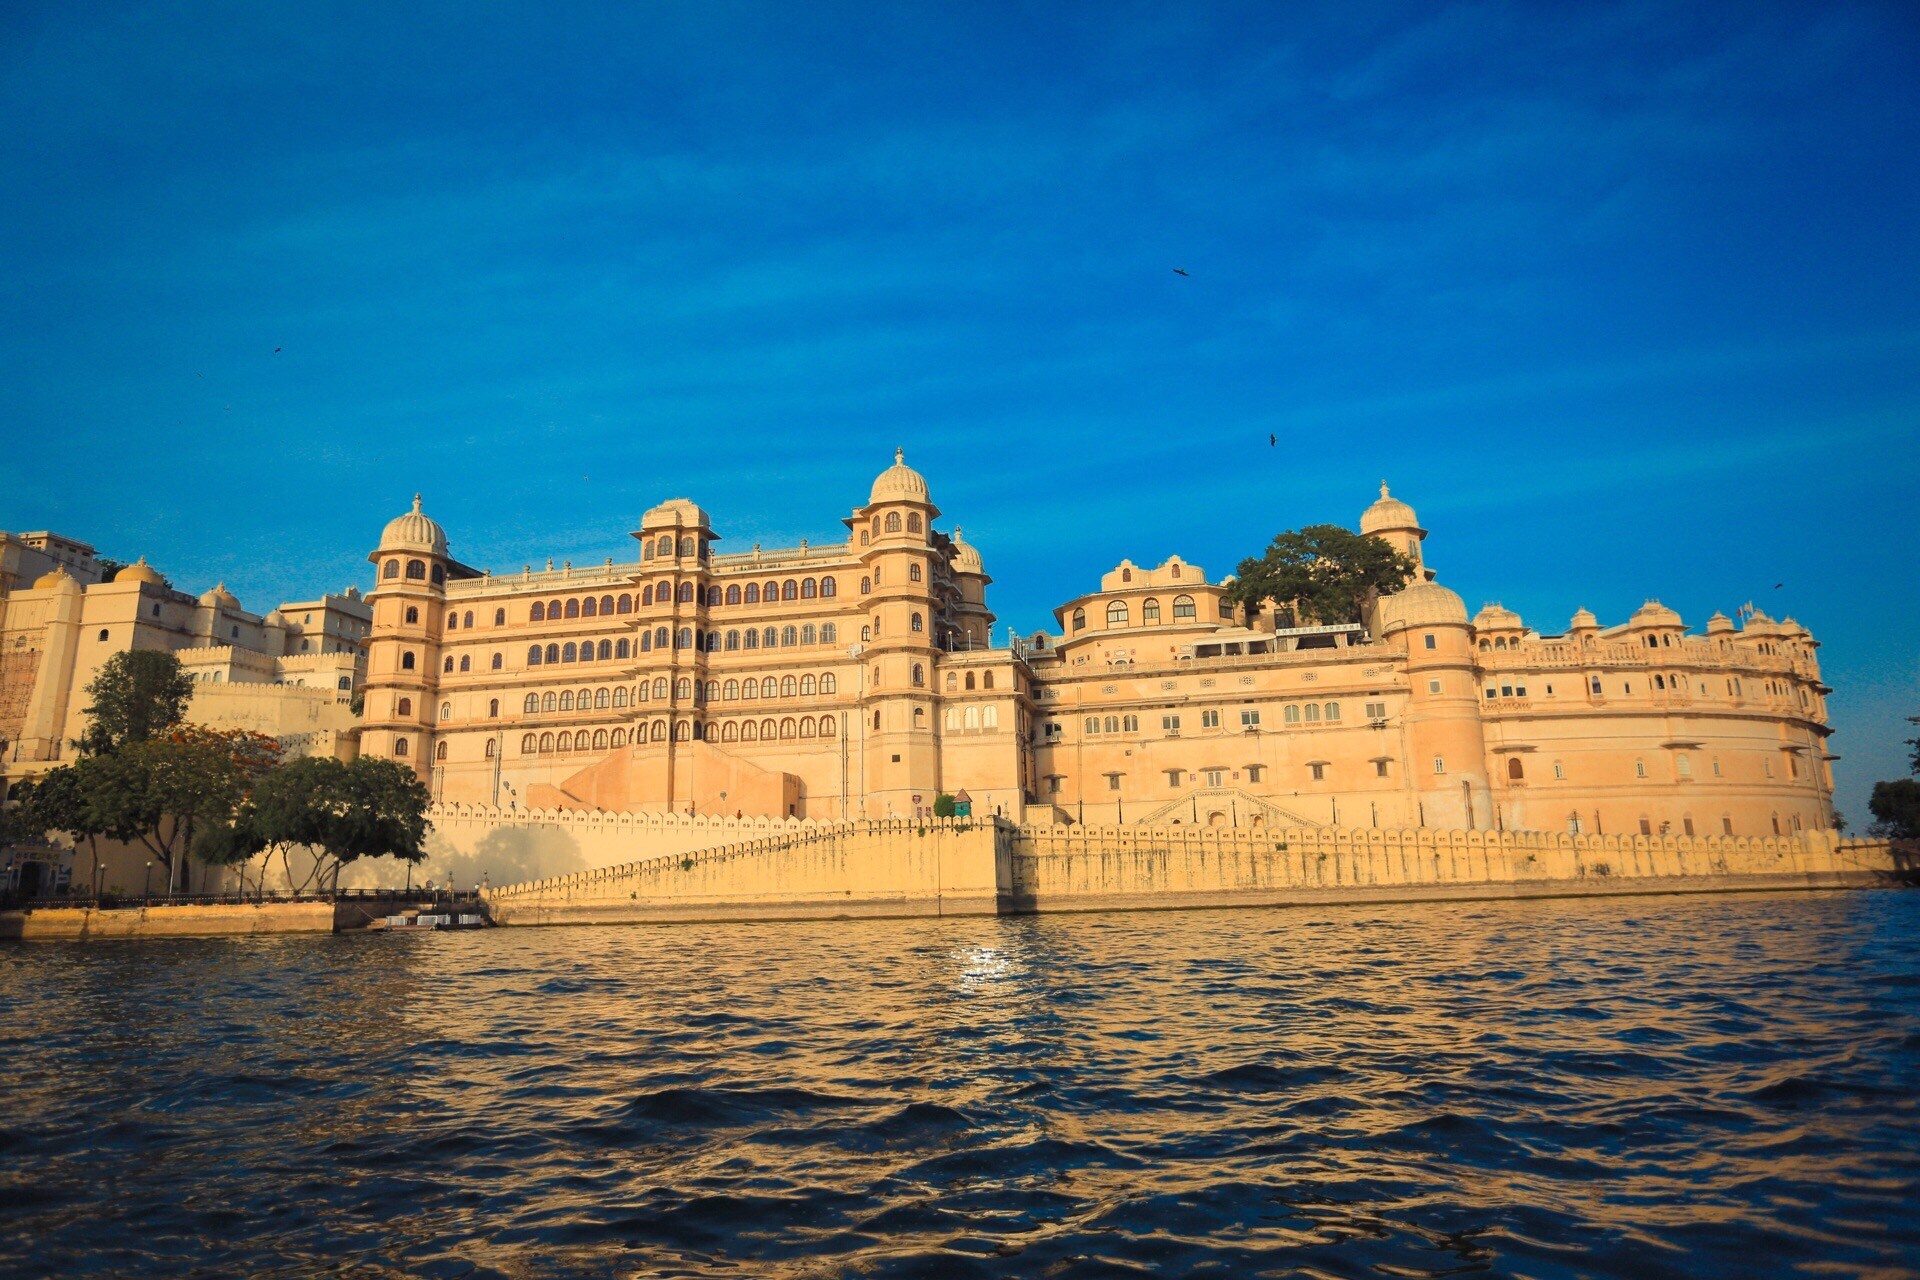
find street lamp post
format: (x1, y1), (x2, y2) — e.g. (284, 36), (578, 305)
(142, 860), (152, 900)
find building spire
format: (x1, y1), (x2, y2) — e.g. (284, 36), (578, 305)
(894, 447), (905, 466)
(412, 493), (423, 513)
(1379, 480), (1390, 499)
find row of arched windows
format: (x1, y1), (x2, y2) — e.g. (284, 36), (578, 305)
(444, 653), (507, 672)
(715, 716), (837, 742)
(522, 727), (636, 753)
(530, 595), (633, 621)
(527, 639), (632, 665)
(717, 673), (838, 700)
(944, 705), (1001, 731)
(1073, 594), (1204, 631)
(446, 609), (509, 629)
(871, 512), (922, 535)
(1281, 703), (1342, 724)
(641, 535), (706, 560)
(943, 670), (997, 691)
(521, 687), (632, 714)
(715, 578), (839, 605)
(380, 559), (444, 584)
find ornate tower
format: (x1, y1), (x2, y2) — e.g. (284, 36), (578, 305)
(1360, 482), (1431, 581)
(630, 498), (715, 805)
(365, 495), (449, 780)
(855, 449), (943, 818)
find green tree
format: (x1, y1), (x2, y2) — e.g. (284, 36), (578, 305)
(932, 793), (957, 818)
(1867, 714), (1920, 839)
(85, 726), (281, 892)
(5, 761), (125, 893)
(211, 755), (431, 893)
(79, 649), (194, 755)
(1223, 524), (1418, 628)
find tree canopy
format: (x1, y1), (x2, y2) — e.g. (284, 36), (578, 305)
(203, 755), (432, 892)
(1867, 714), (1920, 840)
(87, 726), (282, 879)
(1222, 524), (1418, 628)
(79, 649), (194, 755)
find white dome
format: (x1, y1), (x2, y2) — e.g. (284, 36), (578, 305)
(1360, 481), (1420, 534)
(1376, 579), (1468, 633)
(379, 495), (447, 557)
(641, 497), (711, 531)
(198, 583), (240, 609)
(869, 448), (930, 506)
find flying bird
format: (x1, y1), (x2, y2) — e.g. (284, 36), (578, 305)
(1774, 582), (1784, 589)
(1269, 434), (1276, 446)
(1172, 268), (1189, 276)
(274, 347), (282, 353)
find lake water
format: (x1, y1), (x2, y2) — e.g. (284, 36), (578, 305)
(3, 890), (1917, 1279)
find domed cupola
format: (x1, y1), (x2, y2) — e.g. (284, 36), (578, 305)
(1472, 602), (1525, 633)
(114, 557), (165, 586)
(1360, 481), (1420, 535)
(950, 525), (983, 575)
(1628, 599), (1684, 631)
(378, 494), (448, 557)
(198, 583), (240, 610)
(1374, 579), (1469, 635)
(32, 566), (78, 591)
(869, 448), (931, 507)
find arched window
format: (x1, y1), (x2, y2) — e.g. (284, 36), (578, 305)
(1107, 600), (1128, 626)
(679, 537), (694, 557)
(522, 734), (536, 753)
(726, 584), (741, 605)
(821, 673), (837, 694)
(1305, 704), (1320, 723)
(394, 736), (410, 756)
(444, 657), (455, 673)
(581, 597), (597, 618)
(610, 729), (625, 748)
(762, 626), (777, 648)
(675, 720), (691, 741)
(742, 679), (758, 700)
(911, 613), (924, 633)
(615, 639), (630, 659)
(1284, 705), (1301, 724)
(885, 512), (902, 533)
(743, 628), (759, 650)
(446, 611), (458, 629)
(909, 563), (923, 583)
(907, 512), (923, 533)
(491, 653), (503, 671)
(635, 682), (649, 703)
(778, 675), (796, 698)
(599, 595), (614, 615)
(965, 672), (976, 690)
(404, 606), (419, 624)
(560, 599), (576, 619)
(912, 664), (925, 687)
(982, 672), (994, 689)
(561, 642), (576, 662)
(983, 706), (998, 728)
(1071, 608), (1086, 631)
(435, 741), (448, 761)
(821, 717), (837, 738)
(545, 643), (559, 664)
(720, 720), (738, 742)
(401, 652), (416, 671)
(488, 698), (498, 717)
(821, 623), (837, 644)
(655, 627), (670, 649)
(705, 586), (719, 606)
(613, 687), (629, 708)
(743, 583), (760, 604)
(1104, 716), (1119, 733)
(396, 697), (413, 716)
(798, 717), (815, 738)
(771, 717), (790, 739)
(543, 692), (557, 712)
(642, 585), (654, 607)
(557, 731), (572, 751)
(675, 582), (692, 604)
(800, 674), (816, 695)
(674, 627), (691, 649)
(964, 706), (979, 730)
(704, 680), (719, 703)
(782, 625), (798, 646)
(405, 560), (425, 580)
(798, 578), (816, 599)
(800, 623), (817, 645)
(593, 688), (609, 709)
(1324, 703), (1340, 721)
(528, 645), (543, 666)
(861, 626), (871, 642)
(559, 690), (574, 711)
(739, 719), (756, 741)
(656, 536), (672, 558)
(459, 655), (471, 672)
(775, 580), (792, 601)
(592, 640), (608, 661)
(524, 693), (539, 713)
(592, 729), (608, 750)
(1173, 595), (1196, 619)
(821, 577), (837, 597)
(1142, 598), (1161, 623)
(1508, 757), (1525, 781)
(431, 565), (445, 585)
(860, 577), (871, 595)
(651, 677), (668, 700)
(673, 677), (690, 700)
(540, 732), (554, 751)
(761, 676), (777, 699)
(640, 630), (653, 652)
(652, 720), (668, 742)
(617, 594), (632, 614)
(383, 559), (400, 579)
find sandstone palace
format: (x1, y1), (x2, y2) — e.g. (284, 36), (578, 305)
(333, 451), (1831, 839)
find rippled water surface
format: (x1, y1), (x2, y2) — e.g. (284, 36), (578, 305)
(4, 892), (1919, 1279)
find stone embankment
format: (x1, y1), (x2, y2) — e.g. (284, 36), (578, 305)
(1, 895), (478, 941)
(482, 819), (1914, 926)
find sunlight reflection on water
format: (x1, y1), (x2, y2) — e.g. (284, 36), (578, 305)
(2, 891), (1917, 1278)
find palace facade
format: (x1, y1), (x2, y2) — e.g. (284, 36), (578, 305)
(360, 453), (1835, 838)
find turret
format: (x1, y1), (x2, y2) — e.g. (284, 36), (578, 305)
(365, 495), (450, 777)
(1375, 578), (1491, 829)
(855, 449), (942, 815)
(1360, 482), (1430, 580)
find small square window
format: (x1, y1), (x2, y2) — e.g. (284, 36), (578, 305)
(1427, 679), (1442, 694)
(1309, 763), (1325, 781)
(1201, 710), (1221, 729)
(1240, 709), (1260, 728)
(1374, 760), (1389, 777)
(1423, 634), (1437, 650)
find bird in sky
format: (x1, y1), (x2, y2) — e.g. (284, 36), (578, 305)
(1172, 268), (1189, 276)
(1774, 582), (1784, 589)
(1269, 434), (1276, 446)
(274, 347), (282, 353)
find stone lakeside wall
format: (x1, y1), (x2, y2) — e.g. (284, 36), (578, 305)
(0, 901), (338, 941)
(483, 819), (1912, 925)
(484, 818), (1002, 926)
(1000, 825), (1910, 912)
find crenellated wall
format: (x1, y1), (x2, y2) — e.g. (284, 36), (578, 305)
(481, 815), (1912, 926)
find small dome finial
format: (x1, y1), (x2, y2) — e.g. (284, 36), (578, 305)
(1379, 480), (1390, 499)
(412, 493), (423, 512)
(894, 447), (905, 466)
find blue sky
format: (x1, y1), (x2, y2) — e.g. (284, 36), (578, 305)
(3, 2), (1916, 820)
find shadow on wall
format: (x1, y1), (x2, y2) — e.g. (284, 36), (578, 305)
(339, 824), (590, 891)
